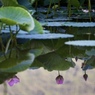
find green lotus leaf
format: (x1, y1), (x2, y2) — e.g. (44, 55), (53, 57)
(30, 47), (43, 57)
(86, 48), (95, 56)
(0, 53), (35, 72)
(0, 7), (35, 31)
(1, 0), (19, 6)
(30, 59), (43, 69)
(29, 18), (43, 34)
(86, 56), (95, 67)
(56, 45), (86, 58)
(0, 72), (16, 84)
(33, 52), (75, 71)
(68, 0), (80, 8)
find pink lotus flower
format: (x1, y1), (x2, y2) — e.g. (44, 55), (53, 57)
(7, 76), (20, 86)
(56, 75), (64, 84)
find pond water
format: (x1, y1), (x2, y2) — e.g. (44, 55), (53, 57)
(0, 25), (95, 95)
(0, 0), (95, 94)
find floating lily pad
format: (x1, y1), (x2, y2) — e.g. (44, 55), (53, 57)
(41, 22), (95, 27)
(65, 40), (95, 46)
(17, 33), (74, 39)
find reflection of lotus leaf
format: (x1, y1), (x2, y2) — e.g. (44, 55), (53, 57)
(86, 56), (95, 68)
(56, 45), (86, 58)
(0, 72), (16, 84)
(64, 27), (95, 35)
(0, 53), (35, 72)
(31, 52), (75, 71)
(86, 48), (95, 56)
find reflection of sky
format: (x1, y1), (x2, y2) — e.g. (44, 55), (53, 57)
(0, 59), (95, 95)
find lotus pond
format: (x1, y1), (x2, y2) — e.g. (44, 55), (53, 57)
(0, 0), (95, 95)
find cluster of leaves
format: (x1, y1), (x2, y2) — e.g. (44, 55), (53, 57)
(0, 0), (43, 84)
(0, 0), (95, 84)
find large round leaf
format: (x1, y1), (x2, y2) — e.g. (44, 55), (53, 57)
(32, 52), (75, 71)
(0, 7), (35, 31)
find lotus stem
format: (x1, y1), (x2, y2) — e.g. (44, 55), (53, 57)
(0, 22), (3, 34)
(58, 70), (60, 75)
(15, 25), (20, 35)
(67, 0), (72, 18)
(5, 38), (11, 54)
(46, 0), (52, 18)
(53, 1), (56, 16)
(58, 0), (60, 9)
(3, 82), (8, 95)
(88, 0), (92, 21)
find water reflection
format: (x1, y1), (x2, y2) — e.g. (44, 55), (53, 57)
(1, 66), (95, 95)
(0, 26), (95, 95)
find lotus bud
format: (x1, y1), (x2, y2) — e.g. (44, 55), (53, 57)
(56, 75), (64, 84)
(83, 73), (88, 81)
(7, 76), (20, 86)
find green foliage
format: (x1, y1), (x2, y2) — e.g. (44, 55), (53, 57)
(0, 7), (35, 31)
(31, 52), (75, 71)
(1, 0), (19, 6)
(0, 72), (16, 84)
(79, 0), (85, 6)
(0, 53), (35, 72)
(86, 48), (95, 56)
(86, 56), (95, 67)
(29, 18), (43, 34)
(69, 0), (80, 8)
